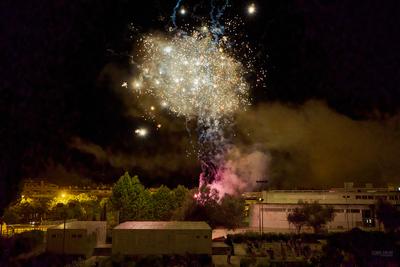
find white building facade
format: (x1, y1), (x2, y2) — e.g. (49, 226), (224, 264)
(249, 184), (400, 232)
(112, 221), (212, 255)
(46, 221), (107, 257)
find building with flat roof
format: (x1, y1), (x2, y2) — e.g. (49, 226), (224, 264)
(46, 221), (107, 257)
(112, 221), (212, 255)
(249, 183), (400, 232)
(21, 179), (112, 200)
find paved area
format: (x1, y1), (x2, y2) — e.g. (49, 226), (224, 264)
(212, 255), (241, 267)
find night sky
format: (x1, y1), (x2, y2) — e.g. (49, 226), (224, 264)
(2, 0), (400, 211)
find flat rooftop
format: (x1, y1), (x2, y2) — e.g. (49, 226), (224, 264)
(114, 221), (211, 230)
(51, 221), (106, 230)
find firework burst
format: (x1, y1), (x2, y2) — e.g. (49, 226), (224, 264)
(136, 30), (250, 120)
(127, 22), (261, 197)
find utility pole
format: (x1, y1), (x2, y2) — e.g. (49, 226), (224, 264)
(258, 198), (264, 234)
(256, 180), (268, 235)
(63, 215), (66, 255)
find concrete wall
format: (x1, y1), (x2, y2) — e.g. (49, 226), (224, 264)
(46, 221), (107, 257)
(112, 229), (212, 255)
(261, 191), (400, 206)
(250, 203), (374, 231)
(47, 228), (93, 256)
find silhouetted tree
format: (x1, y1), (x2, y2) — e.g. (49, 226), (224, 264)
(304, 201), (335, 233)
(287, 207), (307, 233)
(376, 199), (400, 232)
(173, 186), (245, 229)
(291, 201), (335, 233)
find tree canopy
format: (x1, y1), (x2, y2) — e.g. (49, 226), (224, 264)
(287, 201), (335, 233)
(376, 199), (400, 232)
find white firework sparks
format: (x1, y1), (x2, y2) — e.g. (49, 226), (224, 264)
(129, 26), (261, 195)
(136, 30), (250, 121)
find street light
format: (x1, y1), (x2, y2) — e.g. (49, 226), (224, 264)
(256, 180), (268, 235)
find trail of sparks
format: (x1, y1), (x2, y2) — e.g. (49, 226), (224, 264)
(171, 0), (185, 28)
(210, 0), (229, 42)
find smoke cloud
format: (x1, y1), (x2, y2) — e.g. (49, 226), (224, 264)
(70, 137), (197, 178)
(235, 100), (400, 188)
(210, 147), (270, 197)
(81, 63), (400, 190)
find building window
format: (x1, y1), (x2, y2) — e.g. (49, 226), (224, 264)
(362, 196), (367, 199)
(262, 208), (286, 212)
(196, 235), (200, 239)
(204, 235), (208, 239)
(356, 196), (361, 199)
(77, 234), (82, 238)
(368, 196), (373, 199)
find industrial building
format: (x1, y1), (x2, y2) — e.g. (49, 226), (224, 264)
(249, 183), (400, 232)
(46, 221), (107, 257)
(112, 221), (212, 255)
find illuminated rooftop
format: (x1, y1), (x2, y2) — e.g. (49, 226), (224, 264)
(115, 221), (211, 230)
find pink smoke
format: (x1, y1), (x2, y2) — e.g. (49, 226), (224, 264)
(200, 147), (270, 198)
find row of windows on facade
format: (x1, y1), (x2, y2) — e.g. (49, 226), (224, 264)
(342, 195), (399, 200)
(51, 233), (83, 239)
(261, 208), (363, 213)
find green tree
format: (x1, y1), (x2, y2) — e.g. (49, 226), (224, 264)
(110, 172), (151, 222)
(2, 206), (22, 224)
(173, 186), (245, 229)
(50, 202), (83, 220)
(217, 194), (246, 230)
(287, 207), (307, 234)
(376, 199), (400, 232)
(172, 185), (190, 209)
(151, 186), (175, 220)
(302, 201), (335, 233)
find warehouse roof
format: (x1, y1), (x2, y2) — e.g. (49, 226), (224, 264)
(114, 221), (211, 230)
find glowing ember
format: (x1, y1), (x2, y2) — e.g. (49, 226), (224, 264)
(247, 3), (256, 15)
(134, 128), (148, 137)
